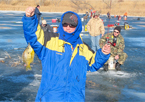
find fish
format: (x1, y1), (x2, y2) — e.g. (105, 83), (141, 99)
(22, 43), (35, 71)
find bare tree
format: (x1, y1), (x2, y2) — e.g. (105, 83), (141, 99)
(38, 0), (45, 6)
(1, 0), (11, 4)
(51, 0), (61, 6)
(118, 0), (124, 2)
(102, 0), (113, 9)
(133, 1), (138, 8)
(71, 0), (94, 13)
(34, 0), (46, 6)
(40, 0), (44, 5)
(0, 0), (24, 4)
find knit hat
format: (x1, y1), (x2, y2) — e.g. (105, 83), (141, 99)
(37, 5), (40, 7)
(42, 20), (47, 24)
(94, 11), (100, 16)
(62, 13), (78, 26)
(114, 26), (121, 32)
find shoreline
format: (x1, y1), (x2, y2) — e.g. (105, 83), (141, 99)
(0, 0), (145, 17)
(0, 10), (144, 18)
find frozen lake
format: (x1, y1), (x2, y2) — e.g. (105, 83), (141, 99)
(0, 11), (145, 101)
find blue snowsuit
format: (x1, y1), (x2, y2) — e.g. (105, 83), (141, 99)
(22, 11), (110, 102)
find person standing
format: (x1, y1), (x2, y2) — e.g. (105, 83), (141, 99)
(22, 7), (111, 102)
(40, 19), (53, 32)
(123, 12), (128, 20)
(107, 11), (111, 19)
(34, 5), (42, 23)
(40, 19), (53, 46)
(124, 12), (127, 17)
(99, 26), (128, 71)
(87, 11), (105, 52)
(88, 8), (93, 18)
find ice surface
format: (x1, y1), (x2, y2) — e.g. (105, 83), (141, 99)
(0, 11), (145, 101)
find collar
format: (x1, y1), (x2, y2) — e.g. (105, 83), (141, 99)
(58, 35), (84, 48)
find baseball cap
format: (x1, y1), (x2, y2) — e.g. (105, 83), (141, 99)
(62, 13), (78, 26)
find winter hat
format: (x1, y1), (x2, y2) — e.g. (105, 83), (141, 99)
(62, 13), (78, 26)
(37, 5), (40, 7)
(42, 20), (47, 24)
(114, 26), (121, 32)
(94, 11), (100, 16)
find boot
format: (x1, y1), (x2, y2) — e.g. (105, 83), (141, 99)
(115, 62), (121, 71)
(104, 64), (108, 71)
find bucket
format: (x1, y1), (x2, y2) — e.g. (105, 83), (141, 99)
(85, 25), (87, 31)
(107, 24), (110, 27)
(81, 18), (84, 22)
(52, 19), (57, 23)
(53, 26), (58, 33)
(108, 56), (116, 70)
(124, 24), (129, 30)
(82, 26), (84, 31)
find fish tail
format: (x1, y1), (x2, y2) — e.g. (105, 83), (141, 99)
(26, 65), (32, 71)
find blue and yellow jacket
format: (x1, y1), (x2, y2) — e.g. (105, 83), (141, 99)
(22, 11), (110, 102)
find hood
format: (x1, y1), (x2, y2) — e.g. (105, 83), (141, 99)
(58, 11), (82, 48)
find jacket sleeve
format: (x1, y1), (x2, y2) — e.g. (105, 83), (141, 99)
(117, 37), (125, 55)
(22, 14), (46, 61)
(87, 19), (91, 32)
(99, 33), (108, 48)
(100, 20), (105, 35)
(47, 24), (53, 32)
(87, 49), (110, 72)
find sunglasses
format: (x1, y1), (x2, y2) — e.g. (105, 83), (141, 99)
(114, 31), (119, 33)
(62, 23), (77, 28)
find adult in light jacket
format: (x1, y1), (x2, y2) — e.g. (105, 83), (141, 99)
(87, 11), (105, 52)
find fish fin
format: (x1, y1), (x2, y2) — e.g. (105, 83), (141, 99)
(26, 65), (32, 71)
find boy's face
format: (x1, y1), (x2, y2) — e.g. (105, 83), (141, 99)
(62, 23), (76, 33)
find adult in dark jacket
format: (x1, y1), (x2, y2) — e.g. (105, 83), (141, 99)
(40, 19), (53, 32)
(22, 7), (111, 102)
(34, 5), (42, 23)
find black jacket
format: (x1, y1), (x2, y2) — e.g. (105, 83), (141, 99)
(34, 7), (42, 23)
(40, 24), (53, 32)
